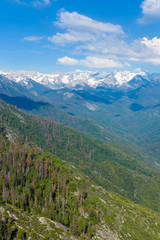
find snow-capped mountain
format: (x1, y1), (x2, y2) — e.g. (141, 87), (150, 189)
(0, 70), (155, 91)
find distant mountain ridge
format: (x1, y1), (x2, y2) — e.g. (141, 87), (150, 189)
(0, 70), (157, 90)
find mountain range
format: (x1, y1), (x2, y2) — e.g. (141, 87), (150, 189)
(0, 69), (160, 167)
(0, 70), (156, 90)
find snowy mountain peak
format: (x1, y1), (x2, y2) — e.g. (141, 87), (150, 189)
(114, 71), (147, 85)
(0, 70), (153, 90)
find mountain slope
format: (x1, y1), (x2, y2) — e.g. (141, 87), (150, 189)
(1, 128), (160, 239)
(0, 93), (114, 141)
(1, 99), (160, 213)
(1, 93), (153, 170)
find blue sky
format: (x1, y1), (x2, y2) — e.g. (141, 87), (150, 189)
(1, 0), (160, 73)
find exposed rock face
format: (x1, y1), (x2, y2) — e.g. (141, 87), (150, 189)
(94, 225), (119, 240)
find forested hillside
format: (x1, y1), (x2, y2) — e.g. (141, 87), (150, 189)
(1, 99), (160, 214)
(0, 93), (112, 141)
(1, 130), (160, 239)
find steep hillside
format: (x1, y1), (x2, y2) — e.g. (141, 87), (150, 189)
(1, 99), (160, 214)
(0, 93), (112, 141)
(0, 133), (160, 239)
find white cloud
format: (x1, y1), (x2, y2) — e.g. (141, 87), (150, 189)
(48, 11), (128, 67)
(23, 36), (43, 41)
(49, 10), (160, 67)
(141, 37), (160, 55)
(77, 36), (134, 57)
(56, 38), (160, 66)
(124, 37), (160, 65)
(136, 37), (160, 64)
(134, 67), (143, 73)
(80, 56), (123, 68)
(57, 56), (79, 65)
(57, 56), (123, 68)
(48, 31), (95, 45)
(55, 11), (124, 35)
(139, 0), (160, 23)
(49, 10), (124, 47)
(143, 57), (160, 64)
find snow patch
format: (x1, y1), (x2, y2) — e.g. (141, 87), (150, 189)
(84, 102), (99, 111)
(63, 92), (74, 99)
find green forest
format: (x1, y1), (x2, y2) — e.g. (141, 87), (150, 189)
(0, 99), (160, 239)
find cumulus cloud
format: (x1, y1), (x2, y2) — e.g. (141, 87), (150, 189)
(136, 37), (160, 64)
(57, 56), (79, 65)
(48, 32), (95, 45)
(54, 10), (124, 35)
(139, 0), (160, 23)
(48, 10), (124, 45)
(48, 11), (129, 68)
(80, 56), (123, 68)
(143, 57), (160, 64)
(134, 67), (143, 73)
(49, 10), (160, 67)
(57, 56), (123, 68)
(141, 37), (160, 54)
(121, 37), (160, 65)
(77, 36), (135, 57)
(23, 36), (44, 41)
